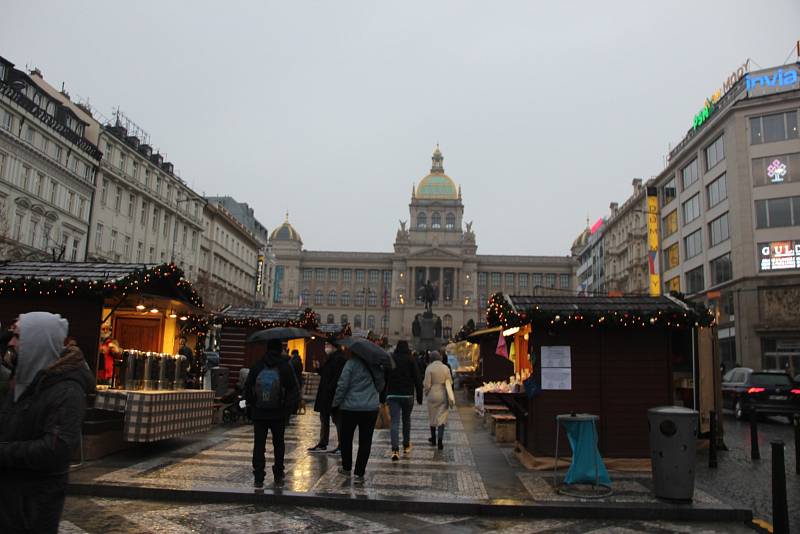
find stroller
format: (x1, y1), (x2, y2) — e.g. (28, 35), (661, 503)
(221, 385), (250, 423)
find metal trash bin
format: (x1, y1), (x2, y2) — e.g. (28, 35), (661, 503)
(648, 406), (698, 501)
(210, 367), (229, 397)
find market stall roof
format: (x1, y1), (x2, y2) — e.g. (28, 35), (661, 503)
(221, 307), (308, 322)
(194, 307), (319, 332)
(508, 295), (692, 314)
(466, 325), (502, 340)
(0, 261), (203, 309)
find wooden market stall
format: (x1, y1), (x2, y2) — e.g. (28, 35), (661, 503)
(0, 262), (212, 456)
(482, 293), (719, 459)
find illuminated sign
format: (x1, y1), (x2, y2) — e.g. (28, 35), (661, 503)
(646, 189), (661, 296)
(746, 68), (799, 92)
(767, 159), (787, 183)
(759, 241), (800, 271)
(691, 59), (750, 131)
(255, 254), (265, 293)
(589, 218), (603, 235)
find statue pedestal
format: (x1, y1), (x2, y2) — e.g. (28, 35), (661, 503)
(413, 313), (441, 353)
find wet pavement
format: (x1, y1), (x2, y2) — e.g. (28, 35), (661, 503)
(695, 413), (799, 532)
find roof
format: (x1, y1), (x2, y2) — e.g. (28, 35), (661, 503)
(221, 307), (306, 322)
(508, 295), (691, 314)
(417, 173), (459, 200)
(270, 220), (302, 242)
(0, 262), (156, 281)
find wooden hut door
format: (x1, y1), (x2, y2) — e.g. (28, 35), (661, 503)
(114, 317), (162, 352)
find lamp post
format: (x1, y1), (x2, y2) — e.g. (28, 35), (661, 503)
(170, 197), (193, 263)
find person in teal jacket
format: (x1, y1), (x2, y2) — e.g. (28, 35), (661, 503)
(332, 353), (385, 484)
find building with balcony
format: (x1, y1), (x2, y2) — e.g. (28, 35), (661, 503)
(603, 178), (650, 295)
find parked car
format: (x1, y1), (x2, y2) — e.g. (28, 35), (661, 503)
(721, 368), (800, 420)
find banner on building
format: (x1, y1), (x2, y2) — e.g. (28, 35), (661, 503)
(255, 254), (265, 294)
(646, 188), (661, 296)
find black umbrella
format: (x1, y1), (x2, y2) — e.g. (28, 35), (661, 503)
(338, 337), (394, 369)
(246, 327), (312, 343)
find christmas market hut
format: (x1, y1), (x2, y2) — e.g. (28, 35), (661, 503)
(0, 262), (212, 454)
(482, 292), (718, 459)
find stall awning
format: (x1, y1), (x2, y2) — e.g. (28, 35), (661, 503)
(221, 307), (307, 322)
(466, 326), (502, 340)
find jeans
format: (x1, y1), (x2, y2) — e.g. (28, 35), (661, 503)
(387, 396), (413, 451)
(339, 409), (378, 476)
(318, 410), (342, 448)
(252, 418), (286, 482)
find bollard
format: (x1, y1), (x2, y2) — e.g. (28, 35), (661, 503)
(750, 409), (760, 460)
(771, 441), (789, 534)
(794, 413), (800, 475)
(708, 410), (718, 468)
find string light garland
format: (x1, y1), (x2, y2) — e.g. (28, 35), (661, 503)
(0, 263), (203, 308)
(485, 292), (715, 330)
(185, 307), (321, 346)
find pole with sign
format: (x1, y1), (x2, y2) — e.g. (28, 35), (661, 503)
(646, 187), (661, 296)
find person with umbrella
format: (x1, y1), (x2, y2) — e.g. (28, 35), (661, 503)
(244, 328), (304, 488)
(308, 337), (347, 454)
(331, 338), (392, 485)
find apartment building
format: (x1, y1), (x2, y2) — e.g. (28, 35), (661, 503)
(603, 179), (650, 295)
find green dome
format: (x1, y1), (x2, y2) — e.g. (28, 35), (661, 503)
(417, 173), (458, 200)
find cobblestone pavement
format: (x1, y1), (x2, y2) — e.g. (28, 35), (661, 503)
(60, 496), (754, 533)
(695, 413), (799, 532)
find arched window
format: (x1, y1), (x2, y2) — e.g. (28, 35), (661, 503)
(368, 289), (377, 306)
(431, 212), (441, 229)
(301, 289), (310, 306)
(443, 314), (453, 339)
(367, 315), (375, 330)
(446, 213), (455, 230)
(340, 314), (348, 325)
(328, 290), (337, 306)
(326, 314), (335, 324)
(355, 289), (365, 306)
(341, 291), (350, 306)
(354, 314), (362, 328)
(381, 315), (389, 330)
(417, 212), (427, 229)
(314, 289), (323, 305)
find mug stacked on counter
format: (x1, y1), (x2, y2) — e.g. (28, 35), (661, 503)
(118, 350), (188, 391)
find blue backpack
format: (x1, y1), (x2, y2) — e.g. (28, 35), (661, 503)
(254, 365), (282, 410)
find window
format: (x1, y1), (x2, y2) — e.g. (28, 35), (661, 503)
(71, 237), (79, 261)
(710, 253), (732, 286)
(140, 201), (148, 226)
(118, 152), (125, 171)
(665, 243), (680, 270)
(303, 269), (312, 281)
(49, 180), (57, 204)
(300, 289), (310, 305)
(477, 272), (487, 286)
(559, 274), (570, 289)
(666, 276), (680, 293)
(25, 126), (34, 143)
(682, 194), (700, 224)
(343, 269), (352, 283)
(368, 290), (377, 306)
(13, 211), (23, 241)
(315, 268), (325, 282)
(329, 268), (338, 282)
(353, 315), (362, 329)
(127, 193), (135, 217)
(545, 273), (556, 288)
(95, 223), (103, 250)
(110, 230), (117, 253)
(21, 166), (30, 190)
(431, 212), (441, 229)
(355, 289), (364, 306)
(533, 273), (543, 287)
(491, 272), (501, 287)
(136, 241), (143, 262)
(328, 290), (337, 306)
(28, 219), (38, 246)
(686, 265), (704, 293)
(446, 213), (455, 230)
(152, 207), (160, 231)
(191, 230), (197, 251)
(340, 314), (348, 325)
(149, 246), (155, 263)
(709, 213), (730, 246)
(417, 212), (427, 229)
(504, 273), (515, 287)
(684, 229), (703, 259)
(382, 270), (391, 285)
(707, 173), (727, 207)
(660, 177), (677, 206)
(367, 315), (375, 330)
(341, 291), (350, 306)
(314, 290), (323, 306)
(750, 111), (798, 144)
(162, 214), (169, 238)
(752, 153), (800, 186)
(101, 178), (109, 204)
(326, 314), (335, 324)
(54, 144), (62, 163)
(682, 159), (699, 190)
(355, 270), (365, 283)
(755, 196), (798, 228)
(132, 161), (138, 181)
(1, 110), (12, 130)
(519, 273), (528, 289)
(369, 270), (379, 284)
(41, 224), (51, 249)
(705, 135), (725, 170)
(123, 236), (130, 258)
(79, 198), (87, 220)
(662, 210), (678, 238)
(67, 192), (75, 214)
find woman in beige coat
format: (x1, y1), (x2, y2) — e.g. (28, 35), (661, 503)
(423, 350), (454, 450)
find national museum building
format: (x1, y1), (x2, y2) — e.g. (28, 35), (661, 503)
(267, 147), (576, 342)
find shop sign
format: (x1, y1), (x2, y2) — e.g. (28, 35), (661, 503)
(646, 191), (661, 296)
(768, 159), (788, 183)
(745, 67), (799, 92)
(759, 240), (800, 271)
(255, 254), (265, 293)
(692, 59), (751, 131)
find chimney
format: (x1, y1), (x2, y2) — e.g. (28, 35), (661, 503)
(632, 178), (643, 192)
(609, 202), (619, 217)
(125, 135), (140, 149)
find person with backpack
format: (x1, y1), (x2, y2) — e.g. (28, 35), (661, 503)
(385, 340), (422, 461)
(244, 339), (299, 488)
(331, 347), (385, 485)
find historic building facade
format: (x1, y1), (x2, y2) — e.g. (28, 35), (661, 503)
(603, 178), (650, 295)
(268, 147), (576, 342)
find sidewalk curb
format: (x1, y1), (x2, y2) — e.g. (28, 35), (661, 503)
(68, 482), (754, 523)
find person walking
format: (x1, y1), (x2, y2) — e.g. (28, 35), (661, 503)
(385, 340), (422, 461)
(308, 339), (347, 453)
(0, 312), (95, 534)
(423, 350), (454, 450)
(332, 347), (385, 485)
(245, 339), (299, 488)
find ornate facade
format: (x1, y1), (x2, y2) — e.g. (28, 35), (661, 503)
(268, 147), (576, 342)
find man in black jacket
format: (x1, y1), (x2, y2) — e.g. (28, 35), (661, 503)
(386, 340), (423, 461)
(0, 312), (95, 534)
(308, 338), (347, 453)
(245, 339), (299, 488)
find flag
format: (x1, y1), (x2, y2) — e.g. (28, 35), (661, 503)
(496, 332), (508, 358)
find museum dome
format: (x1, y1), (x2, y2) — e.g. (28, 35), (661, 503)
(270, 213), (302, 243)
(415, 145), (460, 200)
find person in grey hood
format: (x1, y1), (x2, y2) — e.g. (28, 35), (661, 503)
(0, 312), (95, 534)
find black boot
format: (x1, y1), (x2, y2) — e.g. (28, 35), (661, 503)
(428, 426), (436, 446)
(437, 425), (444, 450)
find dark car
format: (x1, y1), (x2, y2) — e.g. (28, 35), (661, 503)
(722, 368), (800, 420)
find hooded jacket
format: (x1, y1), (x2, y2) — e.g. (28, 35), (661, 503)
(0, 316), (95, 482)
(244, 349), (299, 420)
(332, 356), (385, 412)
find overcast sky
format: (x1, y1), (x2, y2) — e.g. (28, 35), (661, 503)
(2, 1), (798, 255)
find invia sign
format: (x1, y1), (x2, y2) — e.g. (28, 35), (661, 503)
(745, 67), (799, 92)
